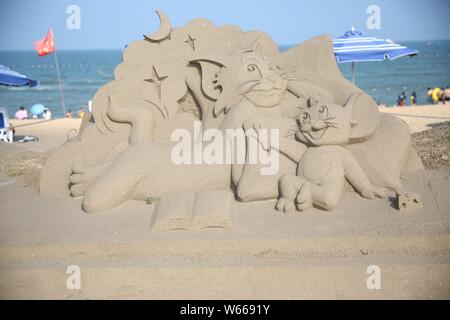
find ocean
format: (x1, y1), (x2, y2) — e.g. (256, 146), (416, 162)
(1, 40), (449, 118)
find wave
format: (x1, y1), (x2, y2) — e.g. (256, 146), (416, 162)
(2, 86), (28, 91)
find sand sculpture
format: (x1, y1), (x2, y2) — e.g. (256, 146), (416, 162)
(40, 11), (423, 219)
(276, 94), (390, 212)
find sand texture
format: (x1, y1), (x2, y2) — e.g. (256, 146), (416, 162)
(10, 119), (82, 152)
(379, 105), (450, 133)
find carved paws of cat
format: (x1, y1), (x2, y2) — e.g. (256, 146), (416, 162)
(276, 197), (296, 213)
(360, 186), (390, 200)
(295, 181), (313, 211)
(243, 118), (271, 150)
(243, 118), (269, 132)
(372, 186), (390, 199)
(69, 162), (101, 197)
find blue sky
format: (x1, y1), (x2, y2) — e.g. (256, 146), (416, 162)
(1, 0), (449, 50)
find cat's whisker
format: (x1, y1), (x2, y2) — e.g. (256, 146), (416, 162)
(282, 66), (299, 73)
(286, 126), (298, 131)
(284, 133), (296, 138)
(282, 75), (306, 81)
(236, 79), (260, 92)
(325, 122), (339, 129)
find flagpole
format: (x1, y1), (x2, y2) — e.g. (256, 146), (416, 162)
(351, 61), (356, 84)
(53, 50), (66, 117)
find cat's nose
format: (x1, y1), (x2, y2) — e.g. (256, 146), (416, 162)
(301, 123), (312, 131)
(311, 120), (326, 130)
(258, 79), (273, 90)
(274, 76), (284, 89)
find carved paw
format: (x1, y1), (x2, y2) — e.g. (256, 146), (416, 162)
(372, 186), (390, 199)
(359, 188), (375, 199)
(69, 162), (100, 197)
(295, 182), (313, 211)
(243, 118), (271, 150)
(276, 197), (296, 213)
(243, 118), (268, 132)
(360, 186), (390, 200)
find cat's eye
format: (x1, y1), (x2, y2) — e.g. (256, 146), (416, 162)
(318, 105), (328, 120)
(302, 112), (310, 121)
(247, 64), (257, 72)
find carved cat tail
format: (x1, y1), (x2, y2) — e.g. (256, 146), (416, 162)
(106, 97), (154, 144)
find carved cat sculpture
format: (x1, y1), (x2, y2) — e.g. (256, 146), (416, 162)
(69, 45), (334, 213)
(197, 42), (334, 200)
(275, 93), (390, 212)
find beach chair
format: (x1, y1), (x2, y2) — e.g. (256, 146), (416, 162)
(0, 108), (14, 143)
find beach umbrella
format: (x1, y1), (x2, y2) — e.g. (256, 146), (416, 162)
(333, 27), (418, 84)
(30, 103), (46, 116)
(0, 65), (39, 87)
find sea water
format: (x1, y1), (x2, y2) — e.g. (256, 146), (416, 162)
(1, 41), (449, 118)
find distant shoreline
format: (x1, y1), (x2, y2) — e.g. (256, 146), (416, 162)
(1, 39), (450, 52)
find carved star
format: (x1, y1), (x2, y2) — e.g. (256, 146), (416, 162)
(184, 33), (196, 51)
(145, 65), (168, 99)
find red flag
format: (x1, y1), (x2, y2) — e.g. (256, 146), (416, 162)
(34, 29), (56, 56)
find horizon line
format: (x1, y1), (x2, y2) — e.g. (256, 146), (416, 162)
(1, 38), (450, 52)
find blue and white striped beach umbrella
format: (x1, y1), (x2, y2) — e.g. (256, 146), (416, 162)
(333, 27), (418, 83)
(0, 65), (39, 87)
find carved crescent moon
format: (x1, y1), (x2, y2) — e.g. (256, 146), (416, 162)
(144, 10), (172, 42)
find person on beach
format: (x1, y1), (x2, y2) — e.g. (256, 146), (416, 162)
(445, 86), (450, 104)
(426, 87), (433, 104)
(65, 109), (73, 118)
(431, 87), (441, 104)
(440, 87), (447, 105)
(14, 106), (28, 120)
(43, 109), (52, 120)
(410, 91), (417, 105)
(397, 92), (406, 106)
(77, 107), (85, 119)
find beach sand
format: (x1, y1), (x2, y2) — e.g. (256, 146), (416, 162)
(0, 107), (449, 299)
(379, 104), (450, 133)
(10, 118), (82, 153)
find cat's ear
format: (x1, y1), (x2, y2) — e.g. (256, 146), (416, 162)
(189, 57), (230, 100)
(343, 93), (360, 114)
(254, 41), (263, 56)
(238, 39), (264, 55)
(307, 97), (319, 108)
(344, 93), (361, 127)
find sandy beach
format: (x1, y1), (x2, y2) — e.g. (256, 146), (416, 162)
(379, 104), (450, 133)
(0, 105), (449, 299)
(10, 118), (82, 152)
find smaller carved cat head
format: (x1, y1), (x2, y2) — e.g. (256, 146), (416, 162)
(295, 93), (360, 146)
